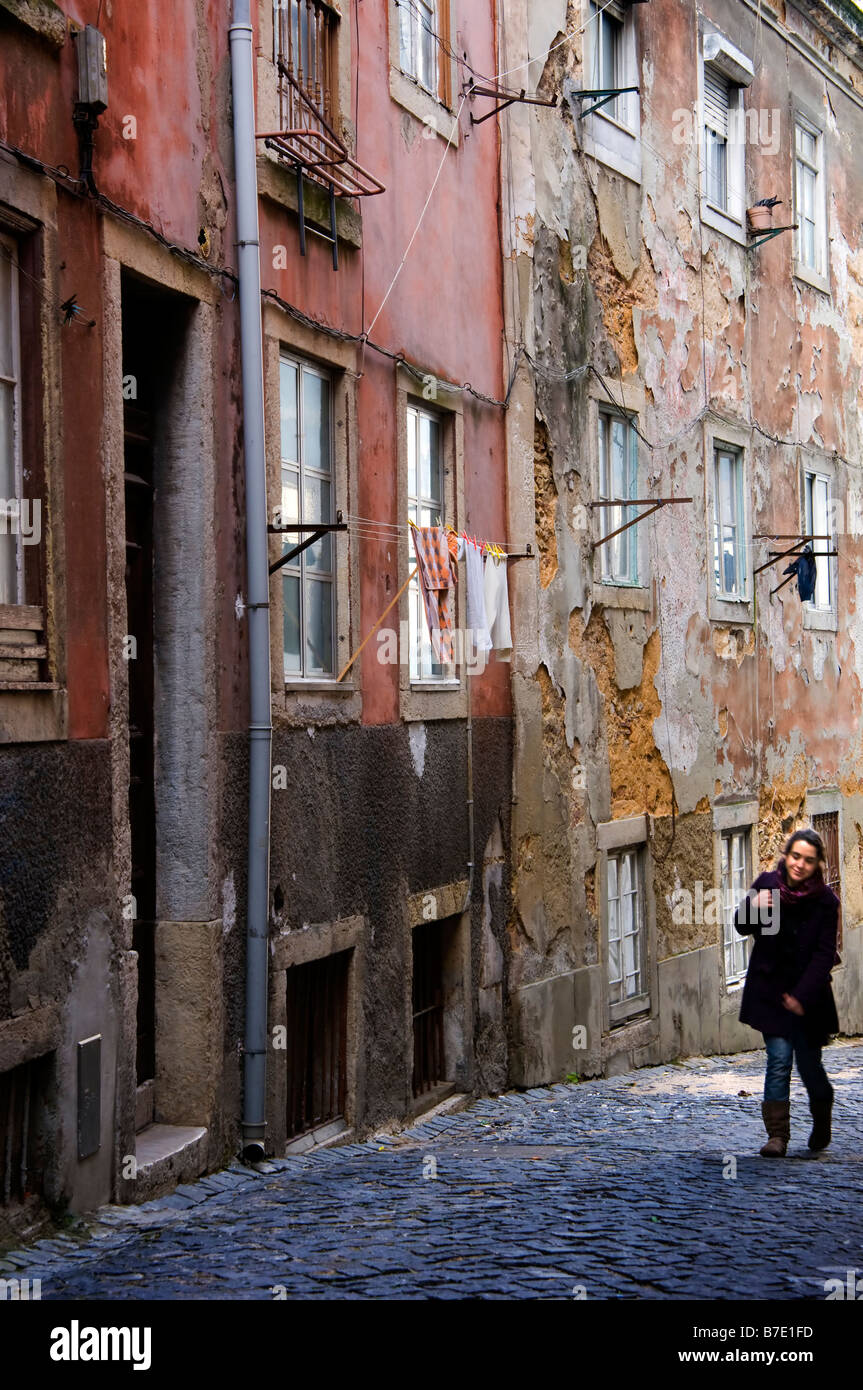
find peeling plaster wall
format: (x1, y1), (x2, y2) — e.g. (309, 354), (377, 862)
(501, 0), (863, 1084)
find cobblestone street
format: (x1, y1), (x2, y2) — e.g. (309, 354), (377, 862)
(5, 1041), (863, 1301)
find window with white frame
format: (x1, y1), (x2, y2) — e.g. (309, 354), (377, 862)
(407, 401), (454, 681)
(279, 354), (336, 679)
(721, 827), (751, 985)
(712, 445), (747, 599)
(794, 119), (826, 279)
(700, 33), (753, 232)
(398, 0), (450, 105)
(0, 233), (23, 606)
(597, 410), (639, 585)
(804, 470), (834, 611)
(583, 0), (640, 181)
(607, 848), (645, 1006)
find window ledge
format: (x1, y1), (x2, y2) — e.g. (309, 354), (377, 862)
(0, 0), (66, 49)
(609, 994), (651, 1027)
(389, 66), (460, 145)
(592, 582), (651, 612)
(701, 201), (747, 247)
(794, 263), (830, 295)
(581, 125), (642, 186)
(410, 680), (460, 692)
(0, 680), (60, 691)
(284, 681), (356, 695)
(708, 594), (754, 625)
(803, 607), (837, 633)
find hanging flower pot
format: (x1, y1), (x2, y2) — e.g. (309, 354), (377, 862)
(747, 204), (774, 233)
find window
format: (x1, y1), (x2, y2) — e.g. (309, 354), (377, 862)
(811, 810), (842, 951)
(712, 446), (746, 599)
(794, 125), (822, 276)
(274, 0), (339, 135)
(583, 0), (641, 181)
(0, 233), (23, 606)
(597, 410), (638, 585)
(407, 401), (454, 681)
(279, 355), (336, 679)
(704, 65), (731, 210)
(699, 32), (753, 238)
(592, 1), (625, 122)
(398, 0), (437, 96)
(607, 848), (645, 1006)
(804, 471), (834, 611)
(721, 828), (751, 985)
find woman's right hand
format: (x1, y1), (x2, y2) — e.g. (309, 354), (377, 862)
(752, 889), (774, 909)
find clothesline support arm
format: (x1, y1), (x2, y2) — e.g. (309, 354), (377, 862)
(336, 566), (418, 684)
(588, 497), (692, 551)
(267, 517), (347, 575)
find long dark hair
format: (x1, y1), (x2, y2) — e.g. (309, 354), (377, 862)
(783, 827), (826, 865)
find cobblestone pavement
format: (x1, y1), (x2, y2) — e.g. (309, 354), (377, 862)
(5, 1042), (863, 1300)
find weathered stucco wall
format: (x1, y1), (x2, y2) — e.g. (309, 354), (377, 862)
(502, 0), (863, 1083)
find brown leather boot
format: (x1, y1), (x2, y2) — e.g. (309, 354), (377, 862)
(760, 1100), (790, 1156)
(807, 1091), (833, 1151)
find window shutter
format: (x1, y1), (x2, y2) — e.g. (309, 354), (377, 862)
(704, 65), (730, 136)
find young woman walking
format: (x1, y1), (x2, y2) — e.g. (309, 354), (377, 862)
(734, 828), (840, 1157)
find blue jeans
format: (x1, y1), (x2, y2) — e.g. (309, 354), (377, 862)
(763, 1021), (833, 1103)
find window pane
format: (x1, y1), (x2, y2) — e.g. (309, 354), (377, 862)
(407, 409), (417, 499)
(399, 0), (413, 71)
(283, 572), (301, 675)
(281, 468), (299, 526)
(0, 378), (14, 496)
(280, 360), (298, 462)
(304, 475), (332, 571)
(0, 249), (13, 379)
(303, 371), (330, 473)
(304, 577), (333, 673)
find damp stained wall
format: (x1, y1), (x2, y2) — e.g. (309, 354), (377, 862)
(499, 0), (863, 1084)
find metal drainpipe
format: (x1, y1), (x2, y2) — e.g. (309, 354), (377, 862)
(230, 0), (272, 1161)
(460, 672), (475, 915)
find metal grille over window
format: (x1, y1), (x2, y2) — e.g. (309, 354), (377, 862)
(412, 921), (446, 1097)
(274, 0), (336, 137)
(812, 811), (842, 952)
(0, 1059), (43, 1207)
(284, 951), (349, 1140)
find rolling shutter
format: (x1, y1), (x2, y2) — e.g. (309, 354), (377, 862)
(704, 64), (730, 136)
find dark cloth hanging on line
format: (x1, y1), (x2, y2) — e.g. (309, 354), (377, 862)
(783, 544), (817, 602)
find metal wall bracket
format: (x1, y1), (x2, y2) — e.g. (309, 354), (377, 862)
(589, 497), (692, 551)
(268, 511), (347, 575)
(573, 86), (639, 118)
(746, 223), (798, 250)
(467, 81), (558, 125)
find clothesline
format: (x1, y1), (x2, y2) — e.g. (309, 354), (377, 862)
(343, 512), (530, 557)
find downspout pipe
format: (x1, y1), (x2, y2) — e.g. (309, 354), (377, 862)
(230, 0), (272, 1160)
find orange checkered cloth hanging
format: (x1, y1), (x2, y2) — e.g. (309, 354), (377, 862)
(411, 525), (455, 665)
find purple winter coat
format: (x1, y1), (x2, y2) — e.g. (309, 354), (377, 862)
(733, 866), (840, 1046)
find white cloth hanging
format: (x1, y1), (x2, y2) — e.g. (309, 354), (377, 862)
(464, 539), (492, 652)
(483, 553), (512, 659)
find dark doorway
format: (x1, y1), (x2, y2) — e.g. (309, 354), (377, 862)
(284, 951), (350, 1139)
(120, 274), (192, 1126)
(412, 918), (458, 1098)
